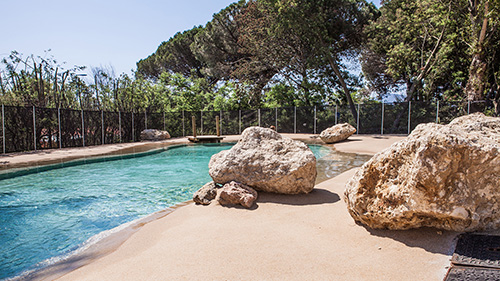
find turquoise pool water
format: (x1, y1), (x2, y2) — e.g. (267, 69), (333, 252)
(0, 144), (366, 280)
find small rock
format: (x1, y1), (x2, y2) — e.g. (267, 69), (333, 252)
(140, 129), (171, 141)
(320, 123), (356, 144)
(193, 182), (218, 205)
(218, 181), (258, 208)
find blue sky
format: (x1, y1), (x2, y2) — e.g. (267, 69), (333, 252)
(1, 0), (380, 77)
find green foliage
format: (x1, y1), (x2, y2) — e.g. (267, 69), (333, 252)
(5, 1), (497, 116)
(362, 0), (499, 106)
(136, 27), (205, 80)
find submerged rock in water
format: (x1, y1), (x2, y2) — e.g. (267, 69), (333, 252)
(193, 181), (218, 205)
(344, 113), (500, 231)
(320, 123), (356, 144)
(209, 126), (317, 194)
(217, 181), (258, 208)
(140, 129), (171, 141)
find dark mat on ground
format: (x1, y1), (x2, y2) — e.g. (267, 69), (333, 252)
(444, 266), (500, 281)
(451, 234), (500, 269)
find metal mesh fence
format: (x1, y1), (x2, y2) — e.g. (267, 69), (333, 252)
(147, 112), (164, 132)
(3, 106), (35, 152)
(260, 108), (276, 129)
(316, 106), (336, 133)
(165, 111), (184, 137)
(35, 107), (59, 150)
(60, 109), (83, 148)
(103, 111), (120, 144)
(439, 101), (467, 124)
(359, 103), (382, 134)
(410, 101), (436, 132)
(241, 110), (258, 130)
(221, 110), (240, 135)
(382, 102), (409, 134)
(0, 101), (496, 153)
(276, 107), (294, 133)
(202, 111), (219, 135)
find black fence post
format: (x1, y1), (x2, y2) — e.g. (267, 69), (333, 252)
(119, 111), (122, 143)
(33, 106), (37, 151)
(2, 105), (4, 154)
(381, 102), (385, 135)
(81, 110), (85, 147)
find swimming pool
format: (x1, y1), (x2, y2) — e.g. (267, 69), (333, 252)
(0, 143), (370, 280)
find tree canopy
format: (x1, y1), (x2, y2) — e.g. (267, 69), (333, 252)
(1, 0), (499, 117)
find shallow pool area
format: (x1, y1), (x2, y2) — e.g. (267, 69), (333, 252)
(0, 143), (370, 280)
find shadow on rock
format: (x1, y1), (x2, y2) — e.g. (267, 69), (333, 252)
(258, 188), (340, 206)
(365, 225), (460, 255)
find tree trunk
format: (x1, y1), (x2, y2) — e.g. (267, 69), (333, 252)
(391, 80), (417, 133)
(326, 55), (358, 124)
(0, 74), (6, 96)
(391, 21), (447, 132)
(465, 53), (487, 100)
(465, 1), (489, 101)
(53, 67), (59, 107)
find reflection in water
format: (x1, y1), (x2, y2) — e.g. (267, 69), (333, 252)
(315, 151), (372, 184)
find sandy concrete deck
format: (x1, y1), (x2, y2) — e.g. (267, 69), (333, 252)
(4, 134), (459, 280)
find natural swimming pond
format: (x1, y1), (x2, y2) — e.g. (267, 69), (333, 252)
(0, 143), (370, 280)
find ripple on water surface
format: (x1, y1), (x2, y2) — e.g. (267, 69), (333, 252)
(0, 143), (369, 280)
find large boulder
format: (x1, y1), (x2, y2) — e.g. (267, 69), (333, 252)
(344, 113), (500, 231)
(193, 182), (218, 205)
(140, 129), (171, 141)
(217, 181), (258, 208)
(209, 127), (317, 194)
(320, 123), (356, 143)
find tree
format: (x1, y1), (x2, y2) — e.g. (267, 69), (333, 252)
(191, 1), (246, 81)
(1, 50), (85, 108)
(242, 0), (378, 120)
(362, 0), (471, 101)
(136, 27), (205, 80)
(363, 0), (499, 105)
(464, 0), (500, 101)
(191, 0), (277, 107)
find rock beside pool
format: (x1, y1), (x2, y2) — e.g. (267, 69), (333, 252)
(320, 123), (356, 144)
(193, 182), (218, 205)
(140, 129), (171, 141)
(217, 181), (258, 208)
(344, 113), (500, 231)
(209, 126), (317, 194)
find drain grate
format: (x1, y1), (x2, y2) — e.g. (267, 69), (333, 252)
(451, 234), (500, 269)
(445, 266), (500, 281)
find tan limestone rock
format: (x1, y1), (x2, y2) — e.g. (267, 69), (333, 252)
(320, 123), (356, 144)
(217, 181), (258, 208)
(209, 127), (317, 194)
(193, 181), (218, 205)
(140, 129), (171, 141)
(344, 113), (500, 231)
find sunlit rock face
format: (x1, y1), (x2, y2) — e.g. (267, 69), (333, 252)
(140, 129), (170, 141)
(320, 123), (356, 144)
(344, 113), (500, 231)
(217, 181), (258, 208)
(209, 127), (317, 194)
(193, 182), (217, 205)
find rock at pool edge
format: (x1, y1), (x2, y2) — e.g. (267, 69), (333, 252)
(209, 126), (317, 194)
